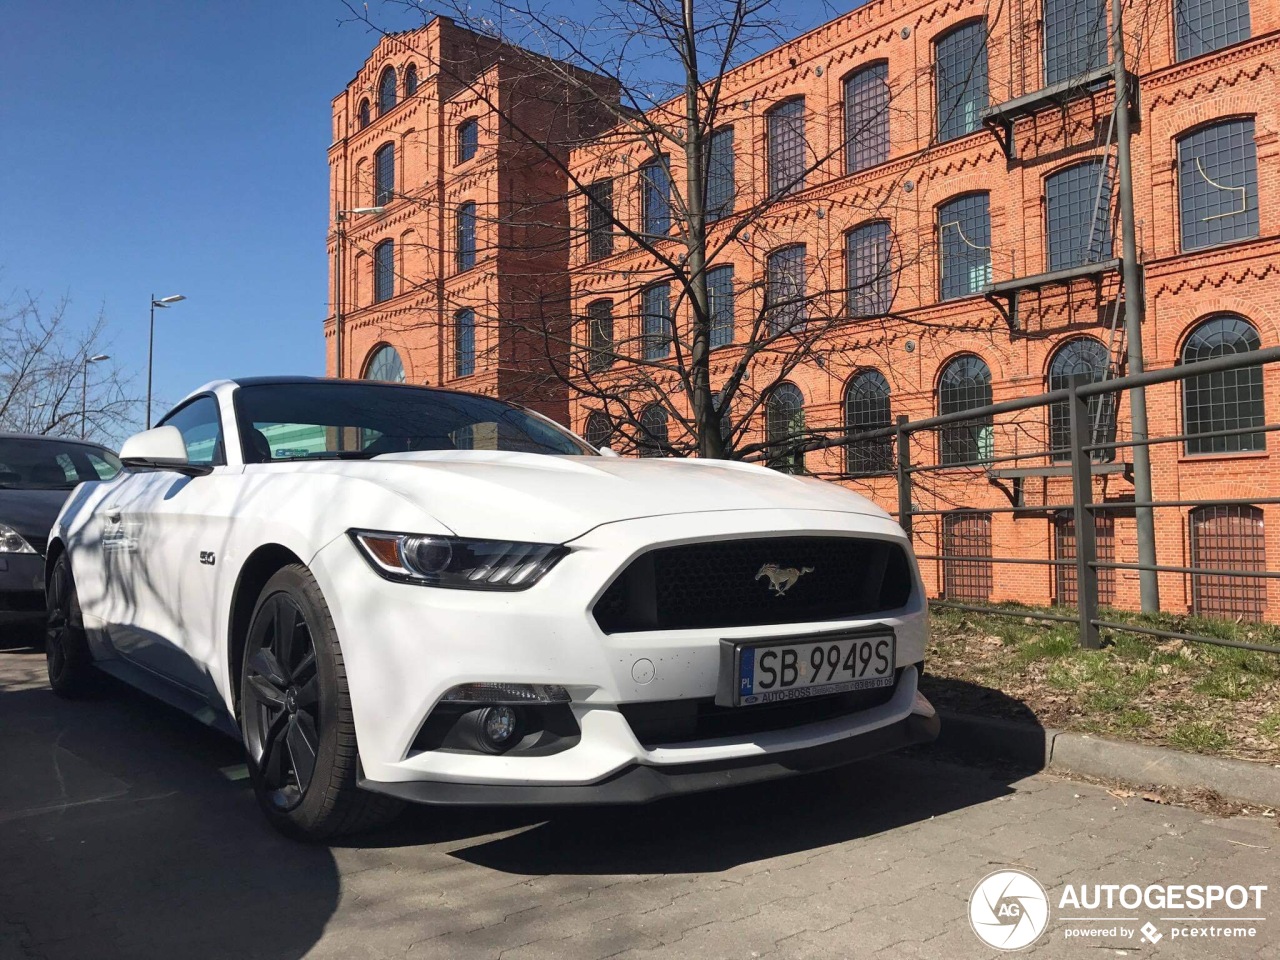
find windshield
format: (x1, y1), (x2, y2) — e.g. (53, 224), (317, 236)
(0, 437), (122, 489)
(234, 382), (595, 462)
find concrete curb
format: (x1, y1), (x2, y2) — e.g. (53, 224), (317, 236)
(934, 710), (1280, 809)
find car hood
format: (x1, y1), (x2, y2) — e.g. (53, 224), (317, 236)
(0, 487), (72, 556)
(346, 451), (891, 543)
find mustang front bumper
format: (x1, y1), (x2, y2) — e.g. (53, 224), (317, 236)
(309, 508), (933, 800)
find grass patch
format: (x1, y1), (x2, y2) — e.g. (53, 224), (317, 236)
(926, 602), (1280, 761)
(1168, 723), (1230, 754)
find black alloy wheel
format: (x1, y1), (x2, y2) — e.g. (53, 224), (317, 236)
(45, 553), (96, 697)
(242, 592), (321, 812)
(239, 564), (402, 840)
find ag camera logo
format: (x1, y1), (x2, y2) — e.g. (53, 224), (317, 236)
(969, 869), (1051, 950)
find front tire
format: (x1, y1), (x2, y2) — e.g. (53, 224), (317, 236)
(45, 553), (97, 698)
(239, 564), (401, 840)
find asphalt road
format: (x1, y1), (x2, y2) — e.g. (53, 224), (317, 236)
(1, 635), (1275, 960)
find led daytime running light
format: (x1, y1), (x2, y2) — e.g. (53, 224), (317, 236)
(351, 531), (566, 591)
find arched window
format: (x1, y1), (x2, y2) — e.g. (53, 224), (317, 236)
(1190, 505), (1266, 620)
(766, 98), (806, 197)
(584, 412), (612, 449)
(766, 382), (806, 474)
(846, 221), (893, 317)
(373, 240), (395, 303)
(378, 66), (397, 115)
(1043, 0), (1108, 84)
(404, 63), (418, 96)
(942, 511), (992, 600)
(364, 344), (405, 382)
(938, 355), (992, 466)
(586, 299), (614, 372)
(1178, 119), (1259, 251)
(641, 283), (671, 359)
(1046, 161), (1112, 270)
(766, 245), (807, 334)
(358, 98), (370, 129)
(1182, 315), (1265, 453)
(638, 405), (668, 457)
(454, 309), (475, 378)
(938, 193), (991, 300)
(1047, 338), (1116, 462)
(458, 119), (479, 164)
(844, 370), (893, 475)
(640, 156), (671, 235)
(1176, 0), (1251, 61)
(374, 143), (395, 205)
(935, 20), (989, 142)
(456, 201), (477, 272)
(706, 127), (735, 220)
(844, 62), (889, 173)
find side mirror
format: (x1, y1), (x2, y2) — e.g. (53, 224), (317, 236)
(597, 446), (620, 458)
(119, 426), (210, 476)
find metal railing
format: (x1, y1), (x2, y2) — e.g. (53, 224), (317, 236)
(852, 345), (1280, 654)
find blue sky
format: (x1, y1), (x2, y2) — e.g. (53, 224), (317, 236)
(0, 0), (842, 431)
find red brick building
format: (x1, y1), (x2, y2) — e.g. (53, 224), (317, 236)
(329, 1), (1279, 620)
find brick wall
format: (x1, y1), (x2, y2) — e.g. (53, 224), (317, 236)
(330, 4), (1280, 620)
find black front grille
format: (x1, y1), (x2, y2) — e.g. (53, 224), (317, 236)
(593, 536), (912, 634)
(618, 674), (901, 747)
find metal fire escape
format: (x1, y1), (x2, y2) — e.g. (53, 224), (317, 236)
(977, 2), (1141, 490)
(978, 5), (1138, 343)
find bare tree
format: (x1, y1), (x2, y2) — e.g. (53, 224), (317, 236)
(344, 0), (937, 465)
(0, 291), (139, 443)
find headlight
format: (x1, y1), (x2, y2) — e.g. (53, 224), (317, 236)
(0, 523), (36, 555)
(350, 530), (567, 590)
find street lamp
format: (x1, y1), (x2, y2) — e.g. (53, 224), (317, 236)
(148, 294), (186, 428)
(81, 354), (110, 439)
(333, 207), (384, 379)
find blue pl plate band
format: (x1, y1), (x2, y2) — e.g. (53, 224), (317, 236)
(739, 647), (755, 695)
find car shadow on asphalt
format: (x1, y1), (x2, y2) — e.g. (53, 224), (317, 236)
(0, 652), (339, 960)
(0, 622), (43, 652)
(353, 676), (1046, 874)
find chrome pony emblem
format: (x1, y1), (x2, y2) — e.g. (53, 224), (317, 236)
(755, 563), (814, 596)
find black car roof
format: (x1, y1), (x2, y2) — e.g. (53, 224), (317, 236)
(0, 433), (114, 450)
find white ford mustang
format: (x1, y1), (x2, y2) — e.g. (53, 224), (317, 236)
(46, 377), (937, 839)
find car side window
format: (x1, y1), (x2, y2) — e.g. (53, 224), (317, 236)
(160, 396), (225, 466)
(86, 452), (122, 480)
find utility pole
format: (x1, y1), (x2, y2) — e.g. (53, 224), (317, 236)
(1112, 0), (1159, 611)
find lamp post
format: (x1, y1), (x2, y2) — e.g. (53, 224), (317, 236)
(148, 294), (186, 428)
(81, 354), (110, 439)
(333, 207), (384, 378)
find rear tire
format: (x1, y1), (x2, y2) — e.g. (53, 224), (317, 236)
(239, 564), (402, 840)
(45, 553), (98, 698)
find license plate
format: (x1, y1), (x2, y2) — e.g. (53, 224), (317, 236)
(720, 632), (895, 706)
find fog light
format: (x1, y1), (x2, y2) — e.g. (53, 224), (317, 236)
(481, 706), (518, 747)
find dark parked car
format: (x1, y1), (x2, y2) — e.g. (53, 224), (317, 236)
(0, 434), (121, 630)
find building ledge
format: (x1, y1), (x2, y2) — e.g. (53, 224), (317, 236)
(984, 258), (1123, 332)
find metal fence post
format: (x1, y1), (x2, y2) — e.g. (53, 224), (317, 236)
(895, 415), (913, 540)
(1068, 373), (1102, 649)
